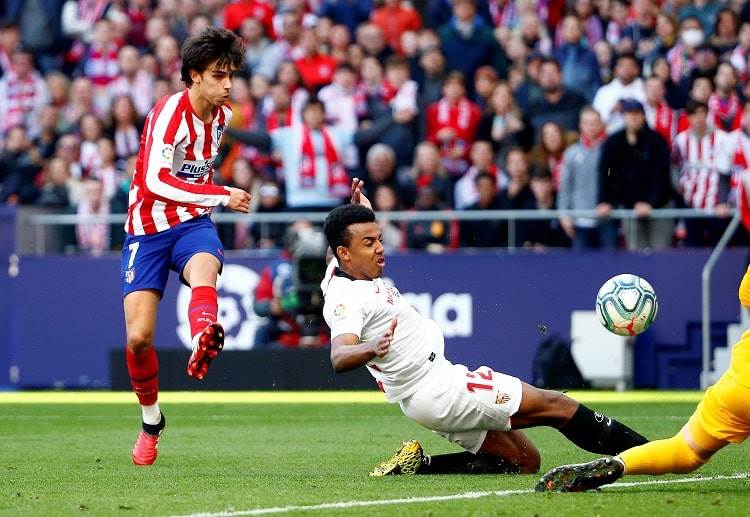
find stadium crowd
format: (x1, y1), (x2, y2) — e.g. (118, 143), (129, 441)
(1, 0), (750, 252)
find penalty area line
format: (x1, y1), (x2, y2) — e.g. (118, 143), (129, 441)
(170, 473), (750, 517)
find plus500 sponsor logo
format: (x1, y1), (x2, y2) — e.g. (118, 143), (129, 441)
(178, 159), (214, 179)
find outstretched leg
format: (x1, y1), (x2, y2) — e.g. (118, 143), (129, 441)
(512, 382), (648, 455)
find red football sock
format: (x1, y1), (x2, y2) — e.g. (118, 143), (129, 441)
(188, 285), (218, 339)
(126, 346), (159, 406)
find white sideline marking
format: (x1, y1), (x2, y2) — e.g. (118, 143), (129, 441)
(170, 473), (750, 517)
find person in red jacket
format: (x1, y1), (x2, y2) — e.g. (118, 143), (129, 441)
(223, 0), (276, 39)
(370, 0), (422, 55)
(425, 71), (483, 179)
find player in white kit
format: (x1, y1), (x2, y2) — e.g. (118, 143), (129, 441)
(322, 182), (648, 475)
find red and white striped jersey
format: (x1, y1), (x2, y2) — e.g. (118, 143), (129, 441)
(671, 128), (733, 210)
(125, 90), (232, 235)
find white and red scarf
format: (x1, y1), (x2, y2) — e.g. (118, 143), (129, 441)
(299, 125), (350, 197)
(708, 91), (742, 132)
(437, 97), (473, 131)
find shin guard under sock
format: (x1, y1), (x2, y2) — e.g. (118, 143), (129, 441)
(559, 404), (649, 455)
(126, 346), (159, 406)
(188, 285), (218, 339)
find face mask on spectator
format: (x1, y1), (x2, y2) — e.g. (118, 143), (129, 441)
(682, 28), (705, 48)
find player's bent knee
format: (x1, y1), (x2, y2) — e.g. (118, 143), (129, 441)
(671, 434), (710, 474)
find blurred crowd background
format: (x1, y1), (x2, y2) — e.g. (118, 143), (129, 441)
(1, 0), (750, 254)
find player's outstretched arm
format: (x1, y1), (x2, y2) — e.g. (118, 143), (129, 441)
(330, 318), (396, 373)
(225, 187), (252, 213)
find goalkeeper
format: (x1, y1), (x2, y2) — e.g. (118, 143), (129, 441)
(322, 179), (649, 476)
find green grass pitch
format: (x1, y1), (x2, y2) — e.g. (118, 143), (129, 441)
(2, 390), (749, 516)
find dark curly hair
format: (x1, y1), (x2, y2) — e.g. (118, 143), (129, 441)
(323, 204), (376, 260)
(181, 26), (246, 87)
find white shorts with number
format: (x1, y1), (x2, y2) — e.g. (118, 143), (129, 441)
(398, 360), (523, 454)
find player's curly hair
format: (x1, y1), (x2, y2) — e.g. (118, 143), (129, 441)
(324, 204), (376, 260)
(181, 26), (246, 87)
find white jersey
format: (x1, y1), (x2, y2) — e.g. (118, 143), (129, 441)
(125, 90), (232, 235)
(321, 260), (445, 402)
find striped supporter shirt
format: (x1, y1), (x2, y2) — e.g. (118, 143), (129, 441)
(125, 90), (232, 235)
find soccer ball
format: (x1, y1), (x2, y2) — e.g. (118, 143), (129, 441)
(595, 273), (658, 336)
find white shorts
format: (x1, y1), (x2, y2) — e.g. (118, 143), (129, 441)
(398, 361), (523, 453)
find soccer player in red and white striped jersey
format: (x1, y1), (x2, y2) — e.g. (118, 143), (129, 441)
(121, 26), (250, 466)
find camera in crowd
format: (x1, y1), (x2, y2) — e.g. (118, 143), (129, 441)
(285, 223), (329, 346)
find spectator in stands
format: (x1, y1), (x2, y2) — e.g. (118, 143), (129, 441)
(1, 1), (66, 76)
(31, 105), (61, 162)
(250, 179), (288, 249)
(0, 125), (41, 205)
(152, 33), (181, 81)
(426, 71), (483, 180)
(525, 57), (587, 146)
(620, 0), (657, 64)
(120, 0), (152, 51)
(226, 97), (393, 211)
(526, 120), (574, 192)
(599, 99), (673, 250)
(54, 133), (83, 185)
(239, 17), (272, 76)
(89, 136), (118, 200)
(498, 146), (535, 212)
(294, 28), (339, 93)
(650, 55), (683, 110)
(35, 156), (72, 209)
(327, 23), (352, 63)
(0, 49), (51, 141)
(371, 0), (422, 56)
(59, 76), (100, 134)
(475, 81), (524, 161)
(405, 182), (458, 251)
(74, 177), (110, 255)
(459, 170), (509, 248)
(679, 0), (724, 36)
(362, 142), (411, 206)
(665, 15), (707, 87)
(554, 0), (603, 50)
(106, 94), (143, 168)
(61, 0), (117, 72)
(643, 75), (678, 147)
(709, 8), (739, 59)
(275, 60), (311, 119)
(438, 0), (508, 90)
(513, 11), (553, 57)
(108, 44), (156, 118)
(358, 54), (384, 100)
(256, 9), (305, 81)
(593, 52), (646, 134)
(557, 106), (617, 249)
(416, 44), (447, 106)
(553, 14), (601, 103)
(423, 0), (492, 30)
(454, 139), (502, 210)
(644, 12), (679, 75)
(363, 55), (421, 171)
(472, 66), (498, 112)
(77, 111), (105, 178)
(708, 61), (742, 132)
(318, 63), (368, 174)
(223, 0), (275, 40)
(356, 22), (393, 64)
(372, 183), (406, 251)
(0, 20), (21, 79)
(318, 0), (372, 40)
(605, 0), (631, 49)
(729, 20), (750, 78)
(521, 167), (571, 249)
(672, 99), (734, 247)
(78, 18), (121, 113)
(215, 157), (263, 250)
(407, 141), (453, 208)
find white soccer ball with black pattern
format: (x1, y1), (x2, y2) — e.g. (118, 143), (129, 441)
(595, 274), (658, 336)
